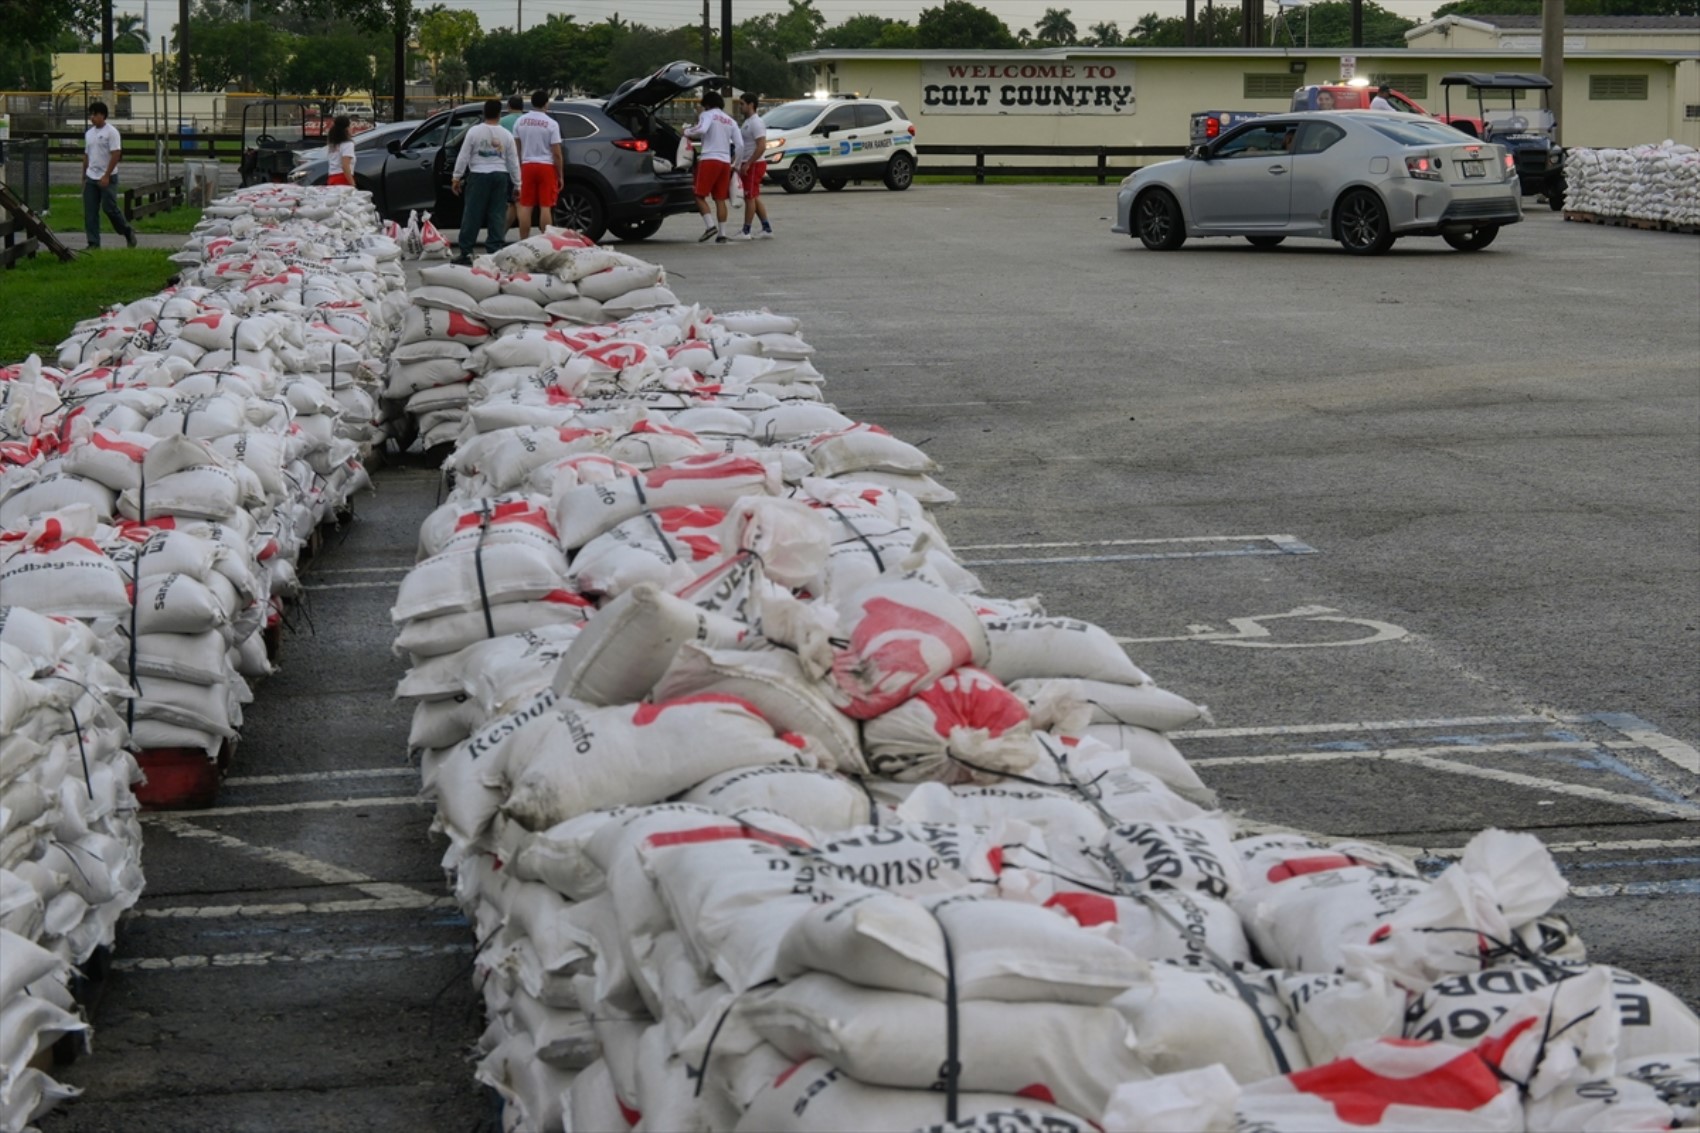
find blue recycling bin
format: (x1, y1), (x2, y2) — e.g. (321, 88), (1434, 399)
(178, 123), (197, 153)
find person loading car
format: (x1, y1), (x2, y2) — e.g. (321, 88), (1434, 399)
(684, 90), (744, 244)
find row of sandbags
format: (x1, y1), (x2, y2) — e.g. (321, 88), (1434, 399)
(1565, 141), (1700, 226)
(1, 185), (399, 763)
(0, 185), (399, 1131)
(390, 246), (1700, 1132)
(0, 609), (141, 1130)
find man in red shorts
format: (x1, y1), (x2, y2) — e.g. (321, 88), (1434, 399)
(512, 90), (563, 240)
(731, 91), (773, 240)
(684, 90), (743, 244)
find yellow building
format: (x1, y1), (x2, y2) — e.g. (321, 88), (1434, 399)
(52, 52), (158, 89)
(793, 38), (1700, 154)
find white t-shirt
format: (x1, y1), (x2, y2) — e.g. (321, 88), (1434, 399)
(84, 123), (122, 181)
(326, 140), (356, 169)
(453, 122), (521, 180)
(687, 108), (742, 164)
(739, 113), (767, 166)
(512, 111), (562, 166)
(1370, 95), (1395, 111)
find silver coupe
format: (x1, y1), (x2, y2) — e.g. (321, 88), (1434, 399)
(1113, 111), (1523, 255)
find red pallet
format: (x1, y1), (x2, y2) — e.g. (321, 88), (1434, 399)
(133, 744), (230, 810)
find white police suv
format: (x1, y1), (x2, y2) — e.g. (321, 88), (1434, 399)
(759, 95), (918, 194)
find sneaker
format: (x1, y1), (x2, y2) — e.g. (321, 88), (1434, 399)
(124, 230), (138, 248)
(714, 235), (729, 244)
(755, 228), (774, 240)
(730, 231), (752, 241)
(451, 254), (473, 266)
(698, 228), (716, 243)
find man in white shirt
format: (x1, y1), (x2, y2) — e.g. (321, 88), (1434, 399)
(1370, 84), (1396, 111)
(81, 101), (137, 249)
(683, 90), (743, 244)
(731, 91), (773, 240)
(451, 99), (522, 265)
(511, 90), (564, 241)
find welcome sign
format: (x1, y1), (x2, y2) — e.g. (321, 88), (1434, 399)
(919, 60), (1136, 115)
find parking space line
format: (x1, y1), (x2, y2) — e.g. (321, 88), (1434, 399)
(1191, 740), (1606, 767)
(305, 566), (412, 576)
(133, 895), (456, 919)
(954, 534), (1309, 552)
(151, 818), (438, 904)
(961, 542), (1317, 568)
(1390, 751), (1700, 821)
(1591, 713), (1700, 775)
(112, 941), (474, 972)
(1425, 835), (1700, 856)
(1568, 879), (1700, 899)
(305, 580), (404, 592)
(224, 768), (415, 787)
(140, 796), (423, 819)
(1174, 714), (1553, 740)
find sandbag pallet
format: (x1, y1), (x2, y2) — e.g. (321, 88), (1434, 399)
(389, 233), (1700, 1133)
(1562, 141), (1700, 231)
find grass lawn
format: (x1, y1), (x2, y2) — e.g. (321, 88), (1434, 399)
(0, 249), (179, 363)
(45, 187), (203, 235)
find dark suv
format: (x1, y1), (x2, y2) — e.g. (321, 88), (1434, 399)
(355, 61), (724, 242)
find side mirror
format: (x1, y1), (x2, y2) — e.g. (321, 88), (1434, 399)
(1186, 145), (1206, 160)
(387, 139), (402, 154)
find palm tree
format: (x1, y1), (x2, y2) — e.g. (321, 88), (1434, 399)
(1016, 26), (1032, 44)
(1088, 20), (1119, 45)
(114, 13), (148, 51)
(1132, 12), (1163, 43)
(1033, 7), (1077, 45)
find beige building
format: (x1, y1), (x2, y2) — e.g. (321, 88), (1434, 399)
(793, 33), (1700, 158)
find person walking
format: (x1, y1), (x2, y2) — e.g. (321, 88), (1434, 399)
(324, 114), (356, 186)
(683, 90), (742, 244)
(731, 92), (773, 240)
(511, 90), (563, 240)
(81, 101), (137, 249)
(450, 99), (521, 265)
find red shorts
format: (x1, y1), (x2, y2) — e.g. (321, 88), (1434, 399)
(694, 158), (732, 202)
(326, 172), (352, 186)
(738, 162), (767, 200)
(519, 163), (559, 208)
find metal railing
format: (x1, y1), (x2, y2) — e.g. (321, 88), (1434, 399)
(916, 144), (1190, 184)
(2, 138), (51, 213)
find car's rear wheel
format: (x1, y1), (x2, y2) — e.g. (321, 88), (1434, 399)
(552, 184), (606, 243)
(609, 217), (663, 242)
(883, 151), (916, 191)
(1546, 173), (1566, 211)
(1335, 190), (1394, 256)
(1245, 235), (1286, 249)
(1443, 225), (1499, 251)
(1135, 190), (1186, 251)
(782, 158), (817, 194)
(820, 176), (847, 192)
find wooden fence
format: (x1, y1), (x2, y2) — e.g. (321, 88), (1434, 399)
(1, 212), (39, 269)
(123, 176), (186, 222)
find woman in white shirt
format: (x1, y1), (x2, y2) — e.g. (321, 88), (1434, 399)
(325, 115), (355, 186)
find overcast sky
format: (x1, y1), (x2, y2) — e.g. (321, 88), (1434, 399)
(119, 0), (1446, 41)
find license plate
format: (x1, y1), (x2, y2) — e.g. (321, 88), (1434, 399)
(1460, 160), (1486, 178)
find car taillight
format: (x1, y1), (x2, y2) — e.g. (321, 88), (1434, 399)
(1205, 117), (1220, 139)
(1503, 153), (1516, 173)
(1405, 154), (1441, 182)
(613, 138), (649, 153)
(907, 124), (915, 136)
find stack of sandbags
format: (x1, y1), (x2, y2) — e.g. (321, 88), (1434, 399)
(1565, 142), (1700, 227)
(390, 255), (1700, 1133)
(0, 607), (145, 1130)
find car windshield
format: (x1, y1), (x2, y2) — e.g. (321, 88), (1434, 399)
(1366, 118), (1474, 146)
(762, 102), (827, 130)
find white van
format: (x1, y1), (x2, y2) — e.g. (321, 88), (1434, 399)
(333, 99), (375, 120)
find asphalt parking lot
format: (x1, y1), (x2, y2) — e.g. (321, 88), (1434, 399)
(46, 183), (1698, 1129)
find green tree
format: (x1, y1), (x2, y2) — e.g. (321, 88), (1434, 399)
(418, 5), (482, 80)
(819, 14), (917, 49)
(1298, 1), (1416, 48)
(281, 27), (377, 98)
(916, 0), (1018, 49)
(1032, 7), (1077, 44)
(114, 13), (148, 52)
(1087, 20), (1121, 44)
(1130, 12), (1163, 42)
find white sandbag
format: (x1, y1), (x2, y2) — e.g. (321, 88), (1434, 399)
(1044, 889), (1253, 971)
(681, 765), (874, 831)
(390, 543), (569, 624)
(550, 583), (748, 707)
(653, 643), (864, 774)
(0, 509), (132, 619)
(775, 889), (1148, 1004)
(1111, 963), (1309, 1084)
(1100, 817), (1244, 901)
(128, 572), (235, 635)
(1234, 864), (1429, 976)
(419, 262), (503, 300)
(740, 972), (1146, 1120)
(552, 454), (781, 550)
(566, 505), (725, 599)
(0, 471), (116, 526)
(393, 592), (592, 659)
(808, 425), (935, 478)
(496, 695), (816, 830)
(1013, 677), (1207, 732)
(120, 630), (230, 685)
(1072, 724), (1214, 806)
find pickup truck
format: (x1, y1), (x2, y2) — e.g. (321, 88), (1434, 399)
(1289, 84), (1484, 136)
(1188, 110), (1268, 146)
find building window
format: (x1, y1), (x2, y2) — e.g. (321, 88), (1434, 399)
(1685, 103), (1700, 120)
(1589, 75), (1648, 101)
(1244, 73), (1299, 100)
(1372, 73), (1429, 99)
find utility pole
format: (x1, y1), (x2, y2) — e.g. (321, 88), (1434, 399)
(1541, 0), (1564, 143)
(101, 0), (115, 91)
(701, 0), (711, 68)
(393, 0), (409, 123)
(1350, 0), (1363, 47)
(516, 0), (523, 34)
(178, 0), (190, 91)
(1184, 0), (1195, 47)
(720, 0), (732, 86)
